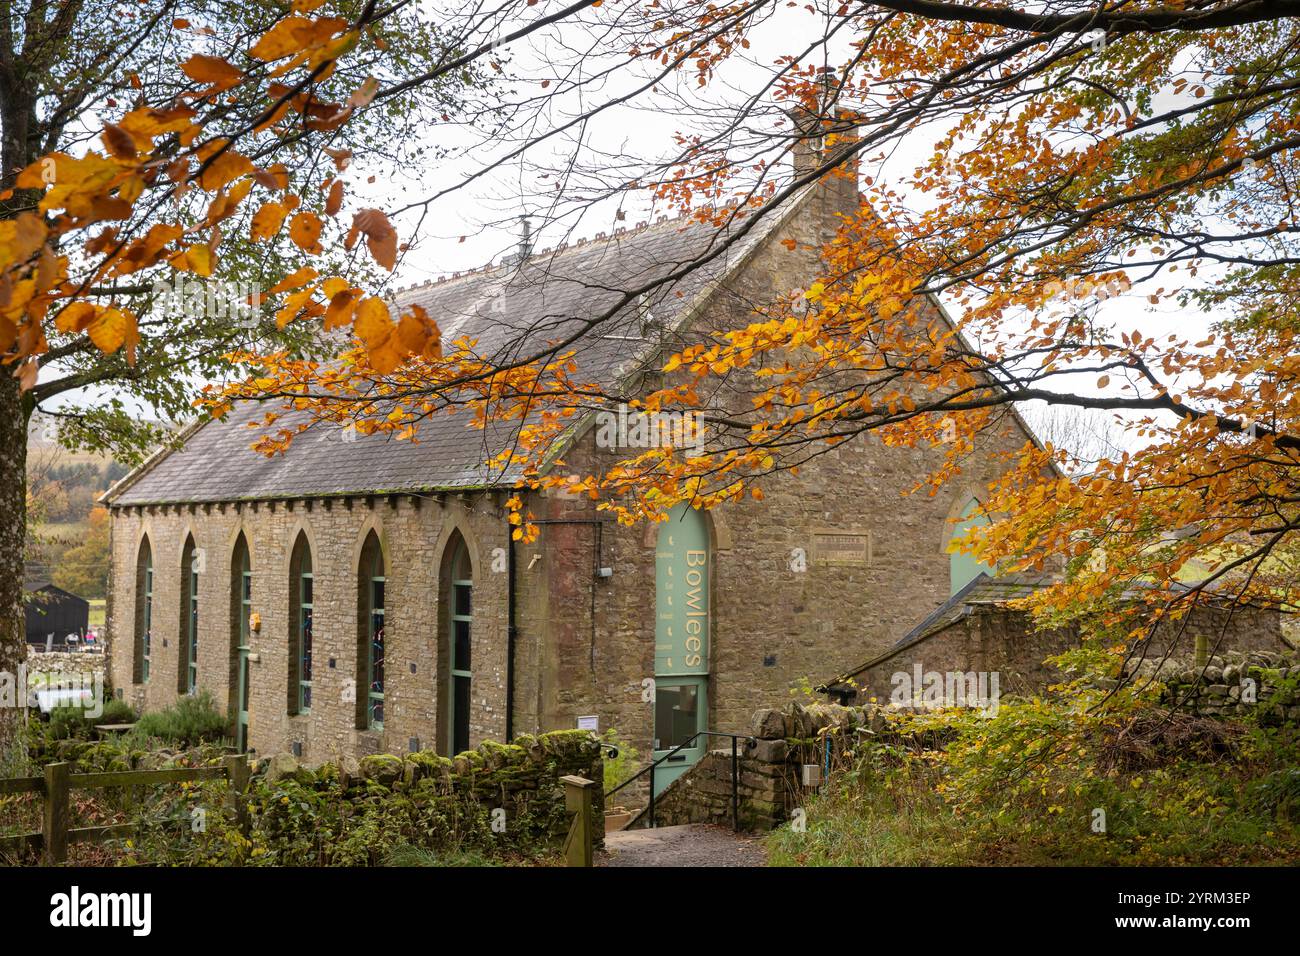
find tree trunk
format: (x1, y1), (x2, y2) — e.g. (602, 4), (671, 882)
(0, 373), (26, 749)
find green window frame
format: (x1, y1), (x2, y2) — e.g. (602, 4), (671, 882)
(139, 542), (153, 683)
(299, 560), (313, 714)
(367, 568), (385, 729)
(448, 540), (472, 755)
(187, 561), (199, 694)
(240, 565), (252, 644)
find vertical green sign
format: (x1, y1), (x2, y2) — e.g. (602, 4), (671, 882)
(655, 503), (709, 676)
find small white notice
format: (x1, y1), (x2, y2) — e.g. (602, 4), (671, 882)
(576, 715), (599, 732)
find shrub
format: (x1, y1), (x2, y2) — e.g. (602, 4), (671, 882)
(47, 698), (137, 741)
(600, 729), (640, 797)
(131, 691), (229, 747)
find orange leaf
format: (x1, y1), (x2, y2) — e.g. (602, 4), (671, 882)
(181, 54), (245, 90)
(88, 307), (136, 354)
(198, 149), (254, 192)
(55, 302), (98, 334)
(269, 267), (318, 293)
(289, 211), (323, 253)
(346, 208), (397, 270)
(251, 201), (288, 241)
(249, 15), (348, 61)
(101, 124), (137, 160)
(324, 288), (359, 330)
(325, 179), (343, 217)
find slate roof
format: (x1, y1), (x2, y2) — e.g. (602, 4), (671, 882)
(105, 198), (807, 506)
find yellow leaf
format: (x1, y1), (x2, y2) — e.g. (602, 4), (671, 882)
(269, 267), (317, 293)
(88, 308), (136, 354)
(55, 302), (97, 334)
(354, 296), (392, 346)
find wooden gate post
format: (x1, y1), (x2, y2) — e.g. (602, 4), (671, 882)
(43, 762), (70, 865)
(223, 754), (251, 838)
(561, 774), (595, 867)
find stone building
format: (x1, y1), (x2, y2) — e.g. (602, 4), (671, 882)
(102, 167), (1045, 788)
(820, 573), (1290, 705)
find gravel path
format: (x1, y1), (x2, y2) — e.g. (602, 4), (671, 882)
(597, 824), (768, 867)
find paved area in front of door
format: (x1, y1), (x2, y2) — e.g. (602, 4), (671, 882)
(597, 823), (768, 867)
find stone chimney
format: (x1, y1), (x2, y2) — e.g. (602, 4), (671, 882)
(504, 216), (533, 267)
(788, 97), (861, 211)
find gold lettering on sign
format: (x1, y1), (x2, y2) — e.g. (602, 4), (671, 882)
(814, 532), (871, 566)
(683, 550), (707, 666)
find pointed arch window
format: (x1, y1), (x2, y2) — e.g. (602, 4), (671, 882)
(231, 534), (252, 752)
(948, 498), (995, 595)
(179, 536), (199, 694)
(357, 532), (385, 730)
(134, 537), (153, 683)
(442, 535), (472, 755)
(289, 534), (313, 714)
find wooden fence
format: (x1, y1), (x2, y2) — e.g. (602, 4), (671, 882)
(561, 774), (595, 867)
(0, 755), (250, 865)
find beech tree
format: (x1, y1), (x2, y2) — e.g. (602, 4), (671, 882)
(0, 0), (478, 741)
(3, 0), (1299, 738)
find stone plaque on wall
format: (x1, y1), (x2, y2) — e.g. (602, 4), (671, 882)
(813, 531), (871, 566)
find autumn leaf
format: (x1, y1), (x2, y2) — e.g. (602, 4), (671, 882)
(87, 307), (136, 355)
(249, 15), (348, 61)
(268, 267), (318, 294)
(251, 201), (289, 241)
(354, 296), (393, 347)
(101, 124), (137, 160)
(198, 148), (254, 192)
(325, 179), (343, 217)
(345, 208), (398, 270)
(170, 244), (214, 277)
(289, 211), (324, 253)
(54, 302), (97, 334)
(181, 54), (245, 90)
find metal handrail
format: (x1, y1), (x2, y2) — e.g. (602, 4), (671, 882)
(607, 730), (755, 831)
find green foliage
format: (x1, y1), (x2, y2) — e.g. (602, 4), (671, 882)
(51, 506), (109, 599)
(600, 729), (640, 796)
(130, 692), (229, 748)
(47, 698), (136, 741)
(768, 694), (1300, 866)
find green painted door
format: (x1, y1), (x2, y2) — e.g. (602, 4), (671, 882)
(652, 676), (707, 795)
(653, 504), (710, 796)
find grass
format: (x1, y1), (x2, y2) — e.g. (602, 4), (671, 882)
(87, 599), (105, 628)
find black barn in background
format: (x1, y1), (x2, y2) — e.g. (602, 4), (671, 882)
(24, 582), (90, 645)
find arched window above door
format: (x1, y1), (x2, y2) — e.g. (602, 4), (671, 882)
(948, 498), (995, 595)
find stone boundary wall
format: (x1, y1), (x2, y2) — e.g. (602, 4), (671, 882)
(1148, 650), (1300, 722)
(30, 728), (606, 860)
(644, 702), (897, 831)
(646, 659), (1300, 832)
(24, 647), (106, 676)
(256, 728), (607, 852)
